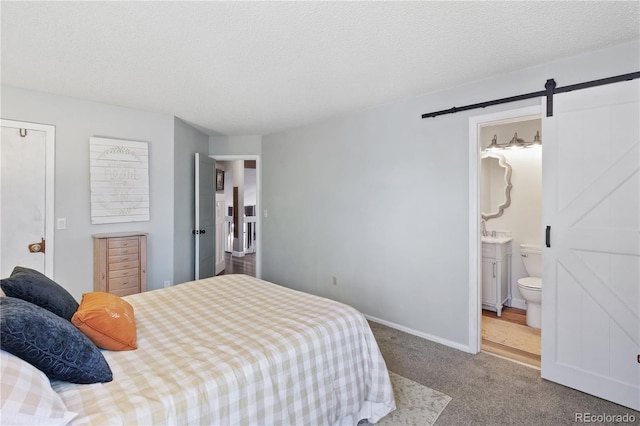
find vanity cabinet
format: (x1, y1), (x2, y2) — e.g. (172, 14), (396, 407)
(93, 232), (147, 297)
(481, 238), (512, 316)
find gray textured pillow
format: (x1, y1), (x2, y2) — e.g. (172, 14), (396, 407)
(0, 266), (78, 321)
(0, 297), (113, 384)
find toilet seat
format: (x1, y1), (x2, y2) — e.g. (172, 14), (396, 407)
(518, 277), (541, 289)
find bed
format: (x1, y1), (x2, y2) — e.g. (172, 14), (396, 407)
(3, 274), (395, 425)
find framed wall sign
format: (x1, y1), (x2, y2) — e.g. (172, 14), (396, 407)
(216, 169), (225, 191)
(90, 137), (150, 224)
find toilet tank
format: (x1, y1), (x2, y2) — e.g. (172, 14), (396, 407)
(520, 244), (542, 277)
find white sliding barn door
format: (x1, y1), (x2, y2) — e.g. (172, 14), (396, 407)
(541, 79), (639, 410)
(194, 153), (215, 280)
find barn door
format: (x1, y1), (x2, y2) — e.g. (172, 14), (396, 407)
(541, 79), (639, 410)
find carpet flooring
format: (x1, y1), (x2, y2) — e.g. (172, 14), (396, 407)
(369, 321), (640, 425)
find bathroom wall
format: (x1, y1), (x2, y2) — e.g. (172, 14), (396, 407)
(481, 119), (542, 308)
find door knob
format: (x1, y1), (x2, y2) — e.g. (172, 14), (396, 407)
(28, 238), (46, 253)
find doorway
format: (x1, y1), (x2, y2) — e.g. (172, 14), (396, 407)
(467, 105), (541, 356)
(469, 80), (640, 410)
(210, 155), (261, 279)
(478, 117), (543, 368)
(0, 119), (55, 278)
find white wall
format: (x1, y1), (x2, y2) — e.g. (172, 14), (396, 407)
(1, 86), (175, 300)
(261, 41), (640, 349)
(481, 120), (542, 308)
(173, 117), (210, 285)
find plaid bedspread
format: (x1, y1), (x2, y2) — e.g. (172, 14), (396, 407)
(52, 274), (395, 425)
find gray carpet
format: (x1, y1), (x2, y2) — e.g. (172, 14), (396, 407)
(369, 321), (640, 426)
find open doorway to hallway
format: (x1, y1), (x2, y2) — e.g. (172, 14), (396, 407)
(212, 156), (261, 278)
(218, 252), (256, 277)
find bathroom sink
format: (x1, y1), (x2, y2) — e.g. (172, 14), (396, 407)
(482, 235), (512, 244)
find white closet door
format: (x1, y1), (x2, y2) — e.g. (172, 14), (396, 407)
(541, 79), (639, 410)
(1, 121), (54, 278)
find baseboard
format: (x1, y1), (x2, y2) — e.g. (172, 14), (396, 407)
(365, 315), (471, 353)
(510, 298), (527, 310)
(232, 251), (245, 258)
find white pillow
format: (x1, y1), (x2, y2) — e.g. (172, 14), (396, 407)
(0, 350), (77, 425)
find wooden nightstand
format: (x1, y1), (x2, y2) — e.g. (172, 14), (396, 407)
(92, 232), (147, 296)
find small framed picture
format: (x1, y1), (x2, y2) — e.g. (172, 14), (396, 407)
(216, 169), (225, 191)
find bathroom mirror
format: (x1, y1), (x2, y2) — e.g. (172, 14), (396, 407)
(481, 151), (512, 221)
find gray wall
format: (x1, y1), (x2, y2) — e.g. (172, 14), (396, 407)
(210, 135), (262, 156)
(261, 41), (640, 349)
(173, 118), (210, 285)
(1, 86), (175, 300)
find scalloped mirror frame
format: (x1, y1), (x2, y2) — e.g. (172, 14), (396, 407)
(481, 151), (512, 221)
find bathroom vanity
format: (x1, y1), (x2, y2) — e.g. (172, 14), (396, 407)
(481, 235), (512, 316)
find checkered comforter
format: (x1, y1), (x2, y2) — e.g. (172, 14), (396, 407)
(52, 274), (395, 425)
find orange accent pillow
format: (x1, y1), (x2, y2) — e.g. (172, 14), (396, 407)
(71, 292), (137, 351)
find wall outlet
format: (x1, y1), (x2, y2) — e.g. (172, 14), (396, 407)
(163, 280), (172, 288)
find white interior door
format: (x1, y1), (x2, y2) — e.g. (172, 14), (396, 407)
(541, 79), (639, 410)
(215, 193), (225, 275)
(0, 120), (55, 278)
(194, 153), (215, 280)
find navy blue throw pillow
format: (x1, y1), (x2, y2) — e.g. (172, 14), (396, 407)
(0, 297), (113, 384)
(0, 266), (79, 321)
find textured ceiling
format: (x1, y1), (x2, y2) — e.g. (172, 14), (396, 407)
(1, 1), (638, 136)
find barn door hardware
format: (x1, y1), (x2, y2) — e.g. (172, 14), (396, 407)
(420, 71), (640, 119)
(545, 226), (551, 248)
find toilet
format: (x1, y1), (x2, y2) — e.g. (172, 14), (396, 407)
(517, 244), (542, 328)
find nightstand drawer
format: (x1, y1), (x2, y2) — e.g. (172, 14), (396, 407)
(108, 246), (139, 257)
(108, 237), (139, 249)
(108, 253), (139, 264)
(109, 260), (139, 271)
(108, 268), (139, 279)
(110, 287), (139, 297)
(108, 276), (140, 291)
